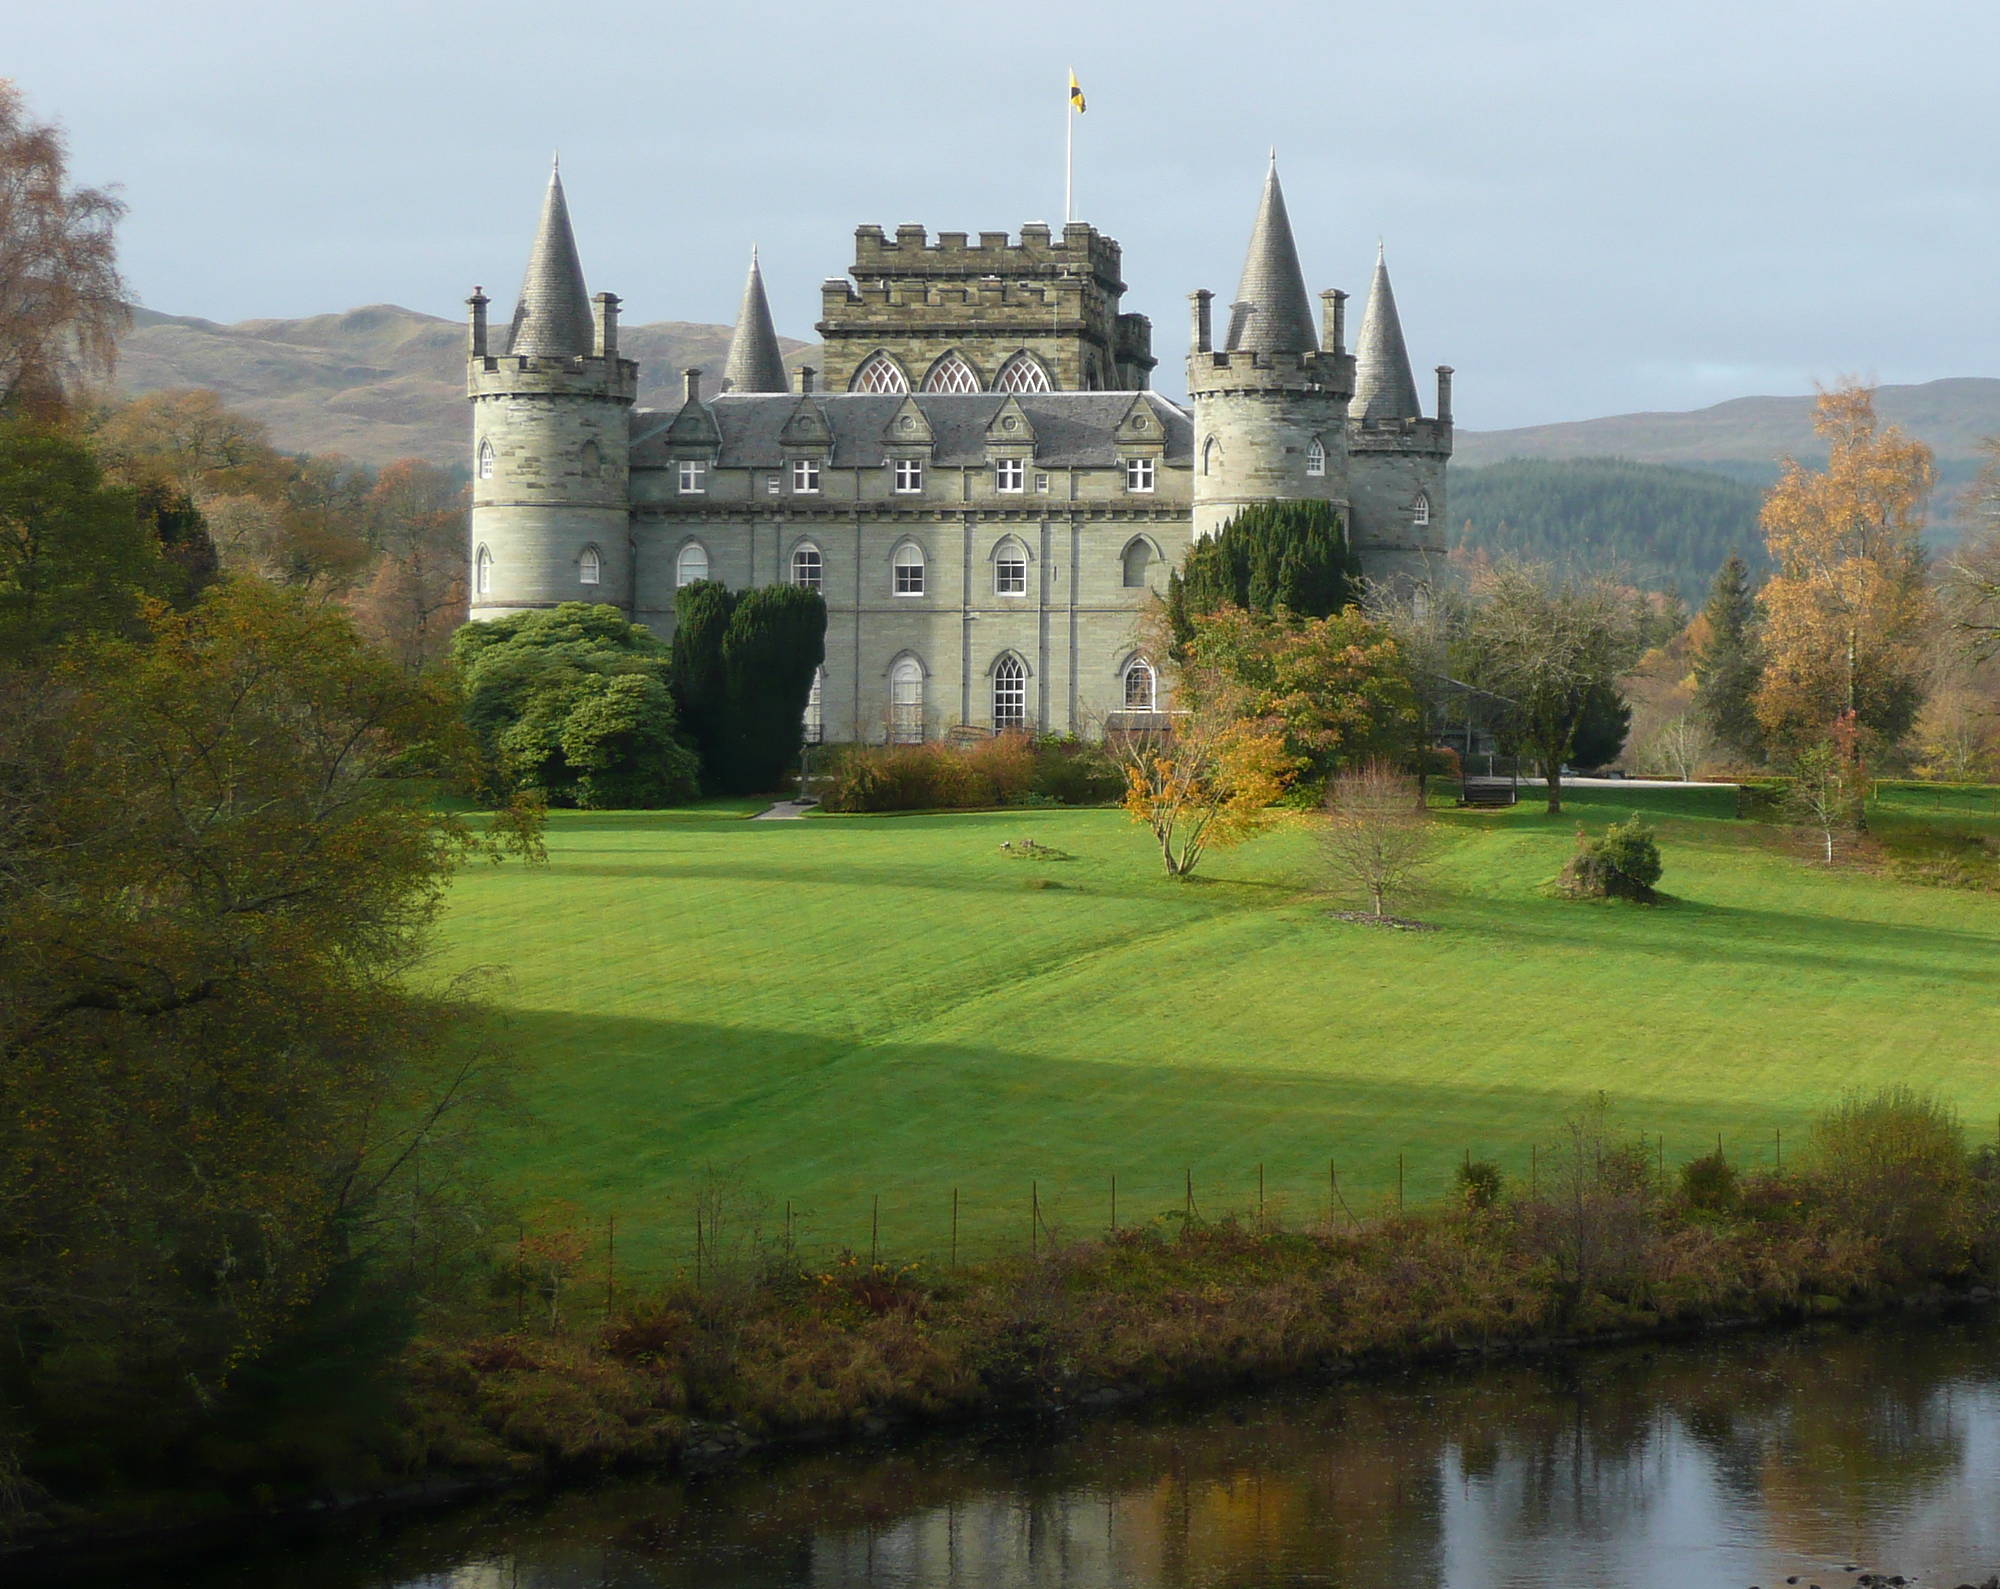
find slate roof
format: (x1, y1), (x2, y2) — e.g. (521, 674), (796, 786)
(630, 392), (1193, 469)
(721, 249), (788, 393)
(505, 165), (594, 359)
(1224, 161), (1318, 356)
(1351, 245), (1423, 421)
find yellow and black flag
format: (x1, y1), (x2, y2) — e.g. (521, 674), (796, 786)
(1069, 69), (1085, 114)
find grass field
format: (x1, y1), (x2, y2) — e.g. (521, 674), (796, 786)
(436, 785), (2000, 1271)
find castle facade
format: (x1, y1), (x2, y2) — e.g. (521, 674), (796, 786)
(466, 161), (1451, 743)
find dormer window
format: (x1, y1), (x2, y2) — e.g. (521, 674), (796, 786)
(792, 458), (820, 494)
(1413, 491), (1432, 526)
(994, 457), (1025, 493)
(1306, 436), (1326, 478)
(893, 459), (924, 494)
(678, 460), (707, 494)
(1124, 458), (1155, 494)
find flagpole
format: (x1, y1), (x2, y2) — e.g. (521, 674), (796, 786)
(1064, 77), (1073, 223)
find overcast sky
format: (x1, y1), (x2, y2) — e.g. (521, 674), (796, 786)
(13, 0), (1998, 430)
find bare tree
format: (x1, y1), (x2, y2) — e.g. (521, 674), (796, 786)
(1319, 760), (1442, 918)
(1364, 574), (1463, 808)
(0, 81), (129, 410)
(1641, 712), (1714, 781)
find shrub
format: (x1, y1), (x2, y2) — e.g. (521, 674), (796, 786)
(1678, 1151), (1739, 1214)
(1029, 736), (1123, 805)
(960, 733), (1037, 804)
(1455, 1159), (1502, 1211)
(1558, 815), (1663, 901)
(1807, 1087), (1974, 1281)
(820, 736), (1121, 813)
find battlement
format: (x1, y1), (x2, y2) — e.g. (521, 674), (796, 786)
(850, 221), (1125, 291)
(468, 352), (640, 403)
(1348, 414), (1453, 456)
(1184, 347), (1354, 401)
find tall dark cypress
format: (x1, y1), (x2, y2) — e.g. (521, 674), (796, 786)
(1174, 499), (1359, 626)
(671, 579), (735, 785)
(718, 584), (827, 794)
(1693, 553), (1765, 762)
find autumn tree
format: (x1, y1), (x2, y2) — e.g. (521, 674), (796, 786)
(1754, 383), (1933, 752)
(350, 458), (467, 671)
(0, 81), (128, 413)
(1460, 561), (1645, 814)
(1691, 552), (1764, 762)
(1319, 760), (1442, 918)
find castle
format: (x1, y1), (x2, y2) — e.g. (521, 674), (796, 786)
(465, 160), (1452, 742)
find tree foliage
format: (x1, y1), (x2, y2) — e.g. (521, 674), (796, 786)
(0, 81), (128, 412)
(1691, 552), (1764, 762)
(1319, 760), (1442, 917)
(1167, 499), (1359, 639)
(1754, 383), (1933, 752)
(718, 583), (828, 794)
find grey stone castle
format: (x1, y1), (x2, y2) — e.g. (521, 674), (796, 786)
(466, 159), (1451, 742)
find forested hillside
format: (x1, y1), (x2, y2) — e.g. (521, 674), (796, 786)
(1450, 457), (1768, 600)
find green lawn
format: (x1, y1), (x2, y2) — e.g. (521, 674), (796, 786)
(436, 786), (2000, 1272)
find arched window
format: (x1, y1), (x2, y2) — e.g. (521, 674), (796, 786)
(580, 440), (601, 479)
(1306, 436), (1326, 478)
(1123, 658), (1156, 712)
(791, 543), (822, 592)
(850, 352), (910, 393)
(889, 657), (924, 743)
(922, 353), (979, 393)
(993, 353), (1053, 394)
(1201, 436), (1220, 476)
(1121, 538), (1153, 589)
(1413, 491), (1432, 527)
(474, 544), (493, 595)
(892, 542), (925, 596)
(993, 539), (1027, 596)
(579, 544), (601, 585)
(477, 439), (495, 480)
(676, 542), (710, 586)
(803, 666), (825, 745)
(993, 655), (1027, 731)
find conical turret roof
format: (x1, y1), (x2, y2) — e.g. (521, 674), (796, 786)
(722, 248), (788, 393)
(1351, 244), (1422, 421)
(505, 163), (593, 359)
(1223, 159), (1318, 355)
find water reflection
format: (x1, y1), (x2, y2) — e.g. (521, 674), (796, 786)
(86, 1316), (2000, 1589)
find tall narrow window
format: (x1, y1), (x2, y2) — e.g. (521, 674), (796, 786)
(580, 440), (602, 479)
(1201, 436), (1219, 476)
(1306, 436), (1325, 477)
(1121, 538), (1152, 589)
(993, 353), (1053, 393)
(994, 541), (1027, 596)
(1412, 491), (1432, 526)
(993, 457), (1025, 493)
(851, 352), (910, 393)
(892, 458), (924, 494)
(678, 460), (707, 494)
(890, 657), (924, 743)
(676, 542), (710, 586)
(892, 543), (925, 596)
(791, 457), (820, 493)
(1123, 659), (1156, 712)
(1124, 457), (1155, 494)
(791, 544), (822, 591)
(922, 353), (979, 393)
(579, 544), (601, 585)
(477, 439), (495, 480)
(474, 544), (493, 595)
(803, 667), (825, 745)
(993, 655), (1027, 730)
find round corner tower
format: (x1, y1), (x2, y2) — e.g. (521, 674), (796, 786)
(1188, 162), (1355, 543)
(467, 166), (638, 619)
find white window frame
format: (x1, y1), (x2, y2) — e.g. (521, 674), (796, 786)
(993, 352), (1053, 394)
(579, 544), (601, 586)
(852, 352), (911, 393)
(892, 458), (924, 494)
(994, 456), (1026, 493)
(791, 544), (822, 592)
(1306, 436), (1326, 478)
(791, 457), (821, 494)
(1413, 491), (1432, 526)
(474, 544), (493, 595)
(1034, 473), (1050, 494)
(477, 439), (495, 481)
(922, 353), (980, 394)
(892, 543), (925, 597)
(994, 544), (1028, 597)
(889, 657), (924, 743)
(678, 460), (707, 495)
(1123, 659), (1156, 712)
(993, 655), (1028, 731)
(765, 473), (782, 496)
(1124, 457), (1156, 494)
(676, 542), (710, 587)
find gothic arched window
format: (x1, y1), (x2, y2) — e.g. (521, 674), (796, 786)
(579, 544), (601, 585)
(477, 439), (495, 480)
(791, 543), (822, 591)
(676, 541), (710, 586)
(580, 440), (601, 479)
(1306, 436), (1326, 478)
(1201, 436), (1220, 476)
(1123, 658), (1156, 712)
(1121, 538), (1153, 589)
(850, 352), (910, 393)
(922, 352), (979, 393)
(1413, 491), (1432, 527)
(474, 544), (493, 595)
(993, 655), (1027, 731)
(993, 538), (1028, 596)
(992, 353), (1053, 394)
(892, 542), (925, 596)
(890, 657), (924, 743)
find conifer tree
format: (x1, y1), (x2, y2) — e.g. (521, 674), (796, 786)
(670, 579), (734, 776)
(1692, 553), (1764, 763)
(1167, 500), (1358, 643)
(719, 583), (826, 794)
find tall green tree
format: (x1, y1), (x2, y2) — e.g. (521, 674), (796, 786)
(1167, 500), (1358, 641)
(670, 579), (735, 776)
(1692, 553), (1765, 763)
(719, 583), (827, 794)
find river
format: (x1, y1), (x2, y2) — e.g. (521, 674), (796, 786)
(70, 1314), (2000, 1588)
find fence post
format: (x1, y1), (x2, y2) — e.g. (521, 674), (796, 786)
(605, 1211), (616, 1320)
(871, 1194), (880, 1266)
(515, 1221), (525, 1328)
(695, 1206), (703, 1287)
(1530, 1145), (1538, 1198)
(1110, 1174), (1117, 1235)
(1329, 1159), (1336, 1226)
(951, 1187), (958, 1268)
(1397, 1153), (1405, 1212)
(1031, 1181), (1039, 1256)
(1776, 1127), (1783, 1172)
(1185, 1168), (1192, 1222)
(1258, 1162), (1265, 1219)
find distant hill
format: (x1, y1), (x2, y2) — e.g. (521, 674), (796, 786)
(114, 304), (815, 468)
(1450, 458), (1768, 603)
